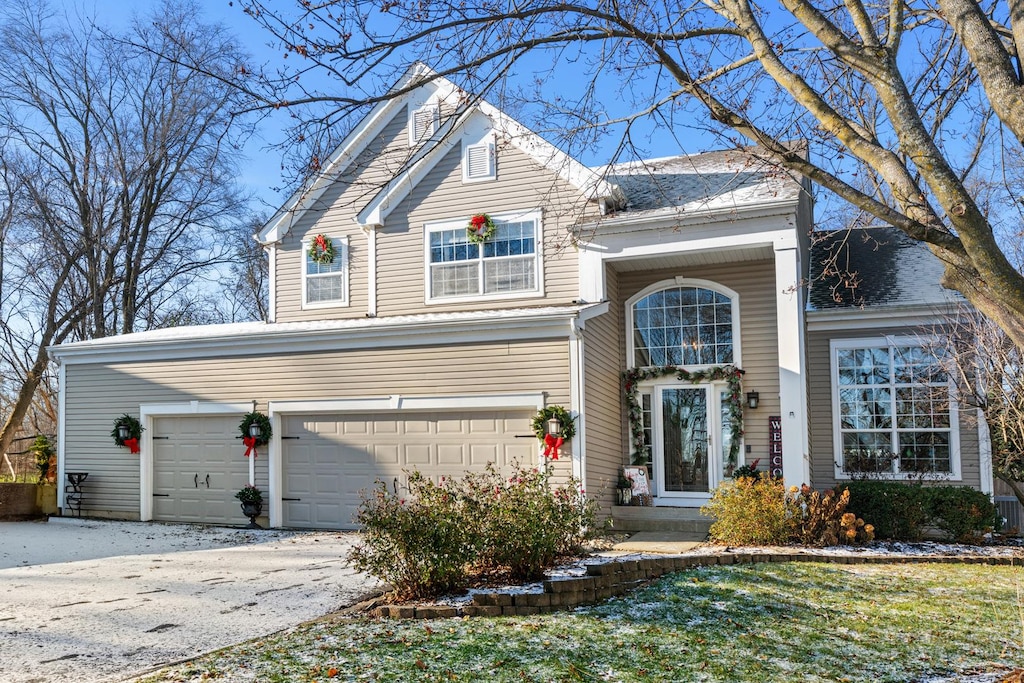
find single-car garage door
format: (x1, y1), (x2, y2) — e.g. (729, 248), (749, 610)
(281, 410), (536, 529)
(152, 415), (249, 525)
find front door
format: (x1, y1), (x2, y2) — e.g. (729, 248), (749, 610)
(653, 385), (723, 502)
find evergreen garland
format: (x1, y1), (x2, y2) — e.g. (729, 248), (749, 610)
(623, 365), (745, 467)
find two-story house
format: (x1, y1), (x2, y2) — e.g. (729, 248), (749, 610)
(49, 66), (988, 530)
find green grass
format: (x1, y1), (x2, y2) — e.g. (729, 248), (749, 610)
(139, 561), (1023, 682)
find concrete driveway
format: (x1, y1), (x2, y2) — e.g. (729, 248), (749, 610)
(0, 517), (378, 683)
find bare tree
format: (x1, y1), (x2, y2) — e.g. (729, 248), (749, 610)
(939, 310), (1024, 507)
(231, 0), (1024, 348)
(0, 0), (251, 456)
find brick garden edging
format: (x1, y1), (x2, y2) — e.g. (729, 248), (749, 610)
(374, 551), (1020, 620)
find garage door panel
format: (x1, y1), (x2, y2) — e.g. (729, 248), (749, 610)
(405, 444), (431, 466)
(282, 409), (533, 529)
(152, 416), (247, 526)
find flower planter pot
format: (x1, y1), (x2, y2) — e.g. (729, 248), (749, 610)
(240, 501), (263, 529)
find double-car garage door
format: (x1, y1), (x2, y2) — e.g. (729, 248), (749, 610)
(151, 410), (534, 528)
(281, 410), (535, 529)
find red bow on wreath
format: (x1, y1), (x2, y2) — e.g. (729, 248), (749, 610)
(243, 436), (258, 458)
(470, 215), (488, 234)
(543, 433), (563, 460)
(123, 437), (140, 454)
(314, 233), (328, 252)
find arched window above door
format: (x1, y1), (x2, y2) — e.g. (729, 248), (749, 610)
(627, 279), (740, 368)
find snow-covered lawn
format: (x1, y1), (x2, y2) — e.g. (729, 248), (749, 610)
(137, 551), (1024, 682)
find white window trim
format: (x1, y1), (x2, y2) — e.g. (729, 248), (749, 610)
(462, 135), (496, 183)
(301, 235), (350, 310)
(408, 102), (439, 145)
(623, 277), (743, 370)
(829, 336), (961, 481)
(423, 208), (544, 305)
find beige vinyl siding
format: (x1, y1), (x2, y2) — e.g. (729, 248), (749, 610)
(582, 265), (625, 508)
(62, 339), (571, 517)
(616, 259), (780, 471)
(275, 111), (413, 323)
(377, 143), (594, 316)
(806, 325), (981, 490)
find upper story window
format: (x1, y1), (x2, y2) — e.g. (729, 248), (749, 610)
(302, 235), (349, 309)
(831, 338), (958, 478)
(425, 210), (542, 303)
(463, 137), (496, 182)
(628, 281), (738, 368)
(409, 103), (439, 145)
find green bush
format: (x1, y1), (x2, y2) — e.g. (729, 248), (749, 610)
(349, 472), (474, 600)
(840, 480), (930, 541)
(350, 463), (598, 598)
(463, 464), (598, 581)
(702, 474), (795, 545)
(841, 481), (998, 543)
(926, 486), (1000, 543)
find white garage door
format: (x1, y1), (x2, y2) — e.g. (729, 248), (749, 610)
(152, 415), (249, 525)
(281, 410), (536, 529)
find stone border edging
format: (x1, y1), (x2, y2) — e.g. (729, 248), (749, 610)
(375, 551), (1020, 620)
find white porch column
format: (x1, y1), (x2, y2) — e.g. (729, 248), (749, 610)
(774, 244), (810, 486)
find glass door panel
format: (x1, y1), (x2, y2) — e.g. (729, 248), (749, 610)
(659, 387), (710, 495)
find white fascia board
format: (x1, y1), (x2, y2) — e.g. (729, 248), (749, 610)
(259, 66), (434, 243)
(805, 304), (959, 331)
(356, 104), (467, 227)
(582, 196), (801, 236)
(270, 392), (546, 415)
(48, 309), (590, 365)
(475, 99), (623, 206)
(586, 224), (794, 261)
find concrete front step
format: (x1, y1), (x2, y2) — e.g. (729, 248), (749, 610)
(610, 504), (712, 538)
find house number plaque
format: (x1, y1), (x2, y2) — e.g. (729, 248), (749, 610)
(769, 416), (783, 478)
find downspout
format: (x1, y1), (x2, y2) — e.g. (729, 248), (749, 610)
(364, 225), (378, 317)
(266, 243), (277, 324)
(569, 318), (586, 490)
(56, 361), (66, 510)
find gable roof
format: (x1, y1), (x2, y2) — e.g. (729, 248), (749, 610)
(258, 64), (622, 242)
(807, 226), (961, 311)
(597, 148), (805, 221)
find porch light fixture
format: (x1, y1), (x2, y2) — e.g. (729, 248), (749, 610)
(117, 424), (131, 440)
(746, 391), (760, 409)
(248, 422), (263, 439)
(546, 416), (562, 437)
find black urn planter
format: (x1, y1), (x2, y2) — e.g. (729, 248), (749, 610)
(240, 501), (263, 529)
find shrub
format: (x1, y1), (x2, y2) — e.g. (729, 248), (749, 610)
(840, 480), (929, 541)
(350, 463), (599, 597)
(702, 474), (795, 545)
(462, 463), (597, 581)
(349, 472), (474, 600)
(926, 486), (1000, 543)
(788, 485), (872, 546)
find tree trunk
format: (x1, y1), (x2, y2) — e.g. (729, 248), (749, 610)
(0, 348), (47, 462)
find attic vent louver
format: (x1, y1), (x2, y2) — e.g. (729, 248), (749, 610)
(410, 104), (439, 144)
(463, 139), (496, 182)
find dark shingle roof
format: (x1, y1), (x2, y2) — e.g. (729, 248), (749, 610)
(807, 226), (960, 310)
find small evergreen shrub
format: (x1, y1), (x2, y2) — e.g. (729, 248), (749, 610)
(463, 464), (598, 580)
(841, 481), (998, 543)
(840, 480), (929, 541)
(702, 474), (795, 545)
(925, 486), (1000, 543)
(350, 472), (474, 600)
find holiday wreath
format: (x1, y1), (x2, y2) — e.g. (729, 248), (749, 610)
(308, 233), (334, 264)
(466, 214), (496, 243)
